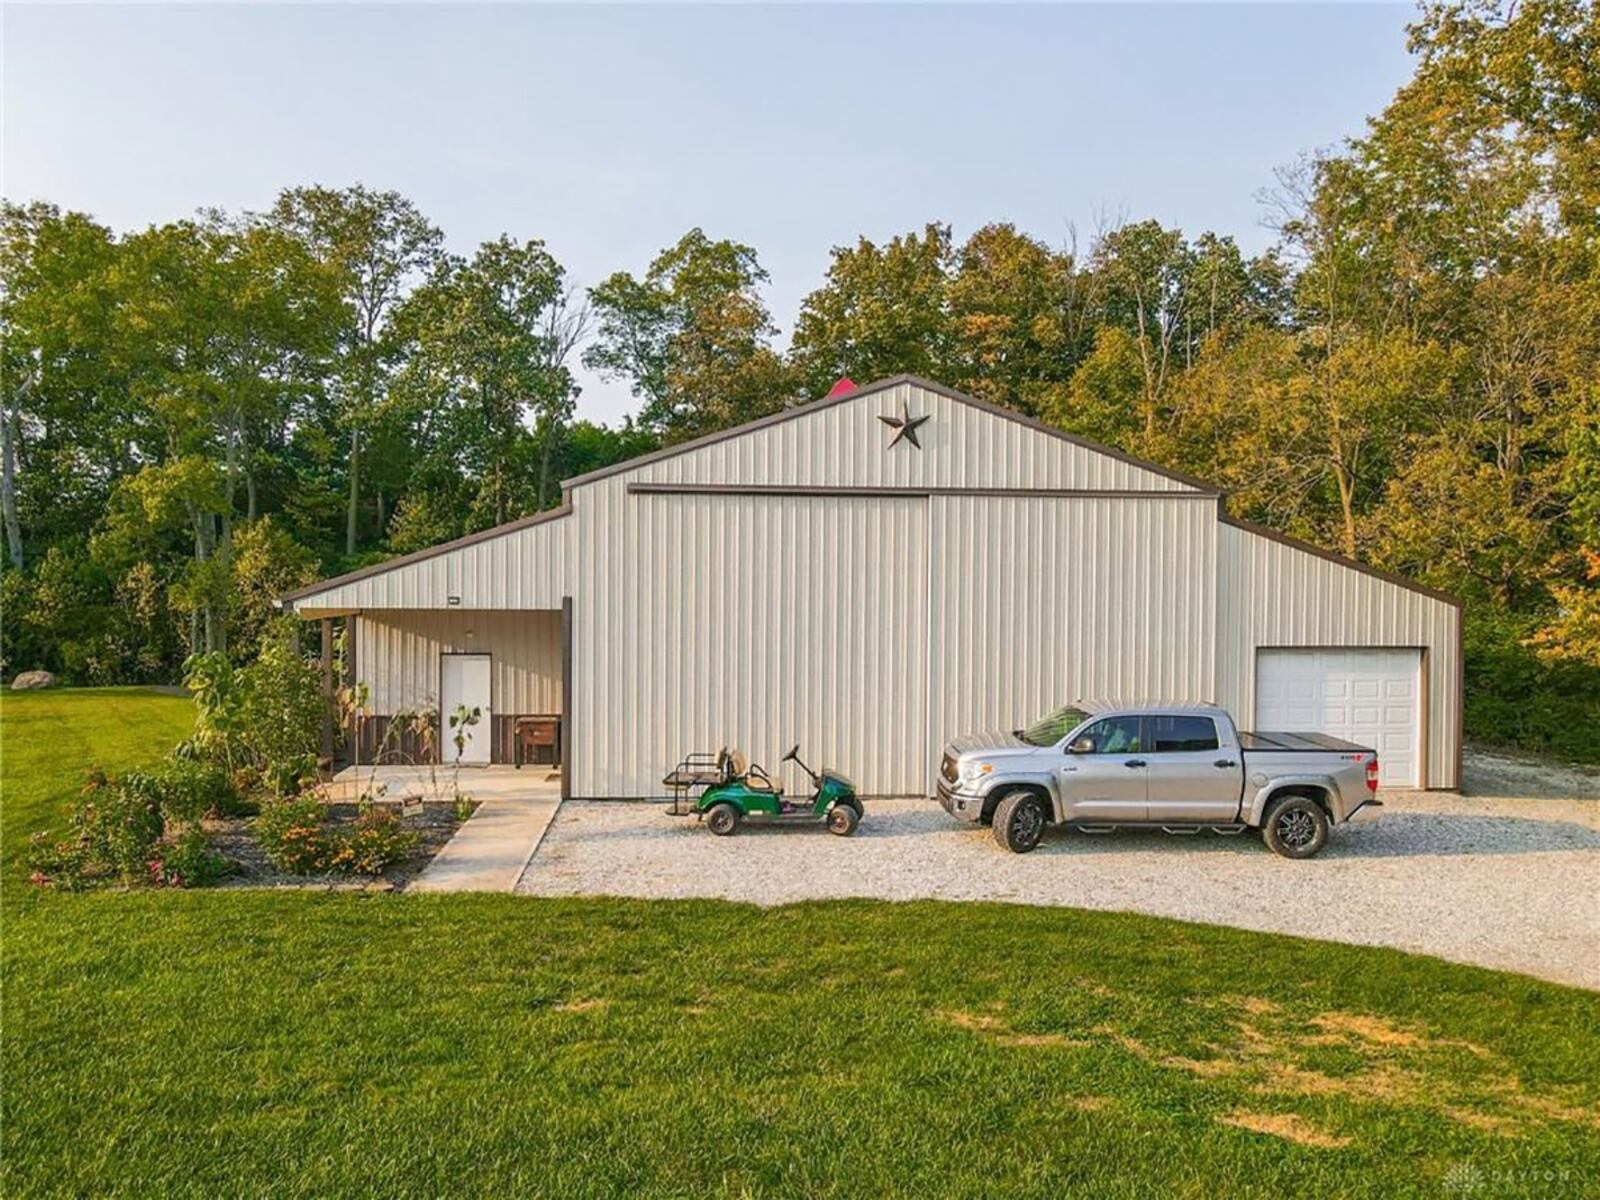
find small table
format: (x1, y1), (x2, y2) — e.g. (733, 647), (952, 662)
(514, 715), (561, 768)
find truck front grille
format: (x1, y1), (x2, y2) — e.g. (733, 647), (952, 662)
(941, 753), (959, 785)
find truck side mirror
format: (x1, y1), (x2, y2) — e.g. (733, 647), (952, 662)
(1068, 737), (1094, 754)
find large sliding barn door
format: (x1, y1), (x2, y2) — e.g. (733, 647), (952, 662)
(576, 493), (929, 797)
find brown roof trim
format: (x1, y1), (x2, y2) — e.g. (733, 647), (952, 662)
(628, 483), (1220, 500)
(277, 503), (573, 607)
(1219, 513), (1462, 609)
(559, 374), (1220, 494)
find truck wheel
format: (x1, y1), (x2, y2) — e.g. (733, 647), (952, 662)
(1262, 795), (1328, 859)
(992, 791), (1049, 854)
(826, 803), (860, 836)
(705, 803), (741, 836)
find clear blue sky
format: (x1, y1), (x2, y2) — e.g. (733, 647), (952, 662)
(5, 3), (1416, 424)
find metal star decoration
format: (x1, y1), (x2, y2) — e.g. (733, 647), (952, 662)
(878, 400), (931, 450)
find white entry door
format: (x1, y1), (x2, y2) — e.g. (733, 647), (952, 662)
(1255, 649), (1421, 788)
(440, 653), (492, 765)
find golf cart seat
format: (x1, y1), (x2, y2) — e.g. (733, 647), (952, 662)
(728, 750), (782, 795)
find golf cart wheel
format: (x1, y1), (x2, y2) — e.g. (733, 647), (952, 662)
(992, 791), (1048, 854)
(1262, 794), (1328, 859)
(827, 803), (860, 836)
(705, 803), (741, 837)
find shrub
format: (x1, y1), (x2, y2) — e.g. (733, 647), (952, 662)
(184, 651), (250, 770)
(148, 828), (229, 889)
(1464, 609), (1600, 763)
(254, 795), (331, 874)
(244, 621), (326, 778)
(26, 768), (164, 888)
(79, 768), (165, 879)
(253, 796), (420, 876)
(325, 807), (419, 876)
(184, 619), (329, 795)
(149, 758), (241, 826)
(25, 754), (243, 891)
(25, 835), (97, 892)
(263, 753), (318, 800)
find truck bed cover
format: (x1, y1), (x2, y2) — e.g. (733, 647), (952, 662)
(1239, 730), (1374, 754)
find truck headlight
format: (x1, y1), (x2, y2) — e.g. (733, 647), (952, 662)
(959, 760), (994, 787)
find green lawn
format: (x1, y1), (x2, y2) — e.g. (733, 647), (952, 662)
(3, 690), (1598, 1198)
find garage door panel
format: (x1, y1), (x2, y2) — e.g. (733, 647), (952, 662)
(1256, 649), (1421, 788)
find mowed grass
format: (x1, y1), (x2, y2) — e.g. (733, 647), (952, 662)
(2, 686), (196, 856)
(4, 691), (1599, 1198)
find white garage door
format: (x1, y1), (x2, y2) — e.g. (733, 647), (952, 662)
(1255, 649), (1421, 788)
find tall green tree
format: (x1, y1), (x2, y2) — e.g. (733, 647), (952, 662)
(270, 186), (443, 556)
(946, 223), (1085, 417)
(585, 229), (790, 442)
(789, 223), (956, 398)
(395, 236), (583, 530)
(0, 203), (126, 569)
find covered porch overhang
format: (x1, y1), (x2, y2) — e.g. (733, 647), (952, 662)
(274, 503), (575, 793)
(283, 605), (573, 798)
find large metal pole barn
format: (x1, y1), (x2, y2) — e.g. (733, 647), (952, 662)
(282, 377), (1461, 796)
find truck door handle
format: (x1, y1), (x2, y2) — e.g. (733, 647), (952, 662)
(1214, 759), (1237, 769)
(1124, 759), (1146, 769)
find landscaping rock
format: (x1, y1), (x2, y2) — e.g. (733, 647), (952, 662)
(9, 670), (57, 691)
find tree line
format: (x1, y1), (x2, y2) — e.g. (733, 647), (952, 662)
(3, 0), (1596, 758)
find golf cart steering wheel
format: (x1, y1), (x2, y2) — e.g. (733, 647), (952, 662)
(781, 744), (800, 764)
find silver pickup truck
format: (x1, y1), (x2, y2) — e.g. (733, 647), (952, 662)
(936, 700), (1381, 858)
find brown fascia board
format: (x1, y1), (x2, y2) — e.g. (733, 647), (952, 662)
(559, 373), (1223, 494)
(1218, 513), (1463, 610)
(275, 503), (574, 607)
(627, 483), (1220, 500)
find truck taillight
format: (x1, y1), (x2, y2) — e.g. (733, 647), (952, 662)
(1366, 758), (1380, 792)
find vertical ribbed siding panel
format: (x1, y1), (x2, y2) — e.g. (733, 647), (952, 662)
(572, 487), (928, 797)
(297, 514), (570, 611)
(354, 611), (563, 715)
(1214, 523), (1461, 788)
(925, 495), (1215, 790)
(612, 383), (1197, 492)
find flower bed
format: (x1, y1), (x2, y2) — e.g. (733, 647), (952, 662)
(26, 620), (481, 893)
(209, 800), (473, 890)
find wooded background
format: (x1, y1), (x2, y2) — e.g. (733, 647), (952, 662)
(3, 1), (1596, 760)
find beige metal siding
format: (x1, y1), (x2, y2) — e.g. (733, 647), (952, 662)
(928, 494), (1217, 790)
(293, 514), (570, 613)
(617, 382), (1199, 492)
(570, 493), (928, 797)
(355, 610), (563, 715)
(1215, 522), (1461, 788)
(570, 488), (1215, 798)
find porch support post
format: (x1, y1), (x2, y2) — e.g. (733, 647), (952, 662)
(346, 616), (359, 767)
(320, 616), (334, 769)
(561, 596), (573, 802)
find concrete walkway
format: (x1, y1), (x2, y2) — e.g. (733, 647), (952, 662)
(331, 765), (563, 893)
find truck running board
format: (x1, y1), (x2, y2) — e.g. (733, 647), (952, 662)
(1161, 824), (1249, 836)
(1070, 823), (1248, 836)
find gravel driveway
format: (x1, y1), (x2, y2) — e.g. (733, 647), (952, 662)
(518, 751), (1600, 990)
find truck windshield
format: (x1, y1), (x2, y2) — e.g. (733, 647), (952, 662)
(1018, 706), (1089, 747)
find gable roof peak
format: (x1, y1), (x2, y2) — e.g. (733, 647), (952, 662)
(560, 373), (1216, 493)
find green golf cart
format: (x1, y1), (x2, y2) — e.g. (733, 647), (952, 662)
(663, 745), (862, 836)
